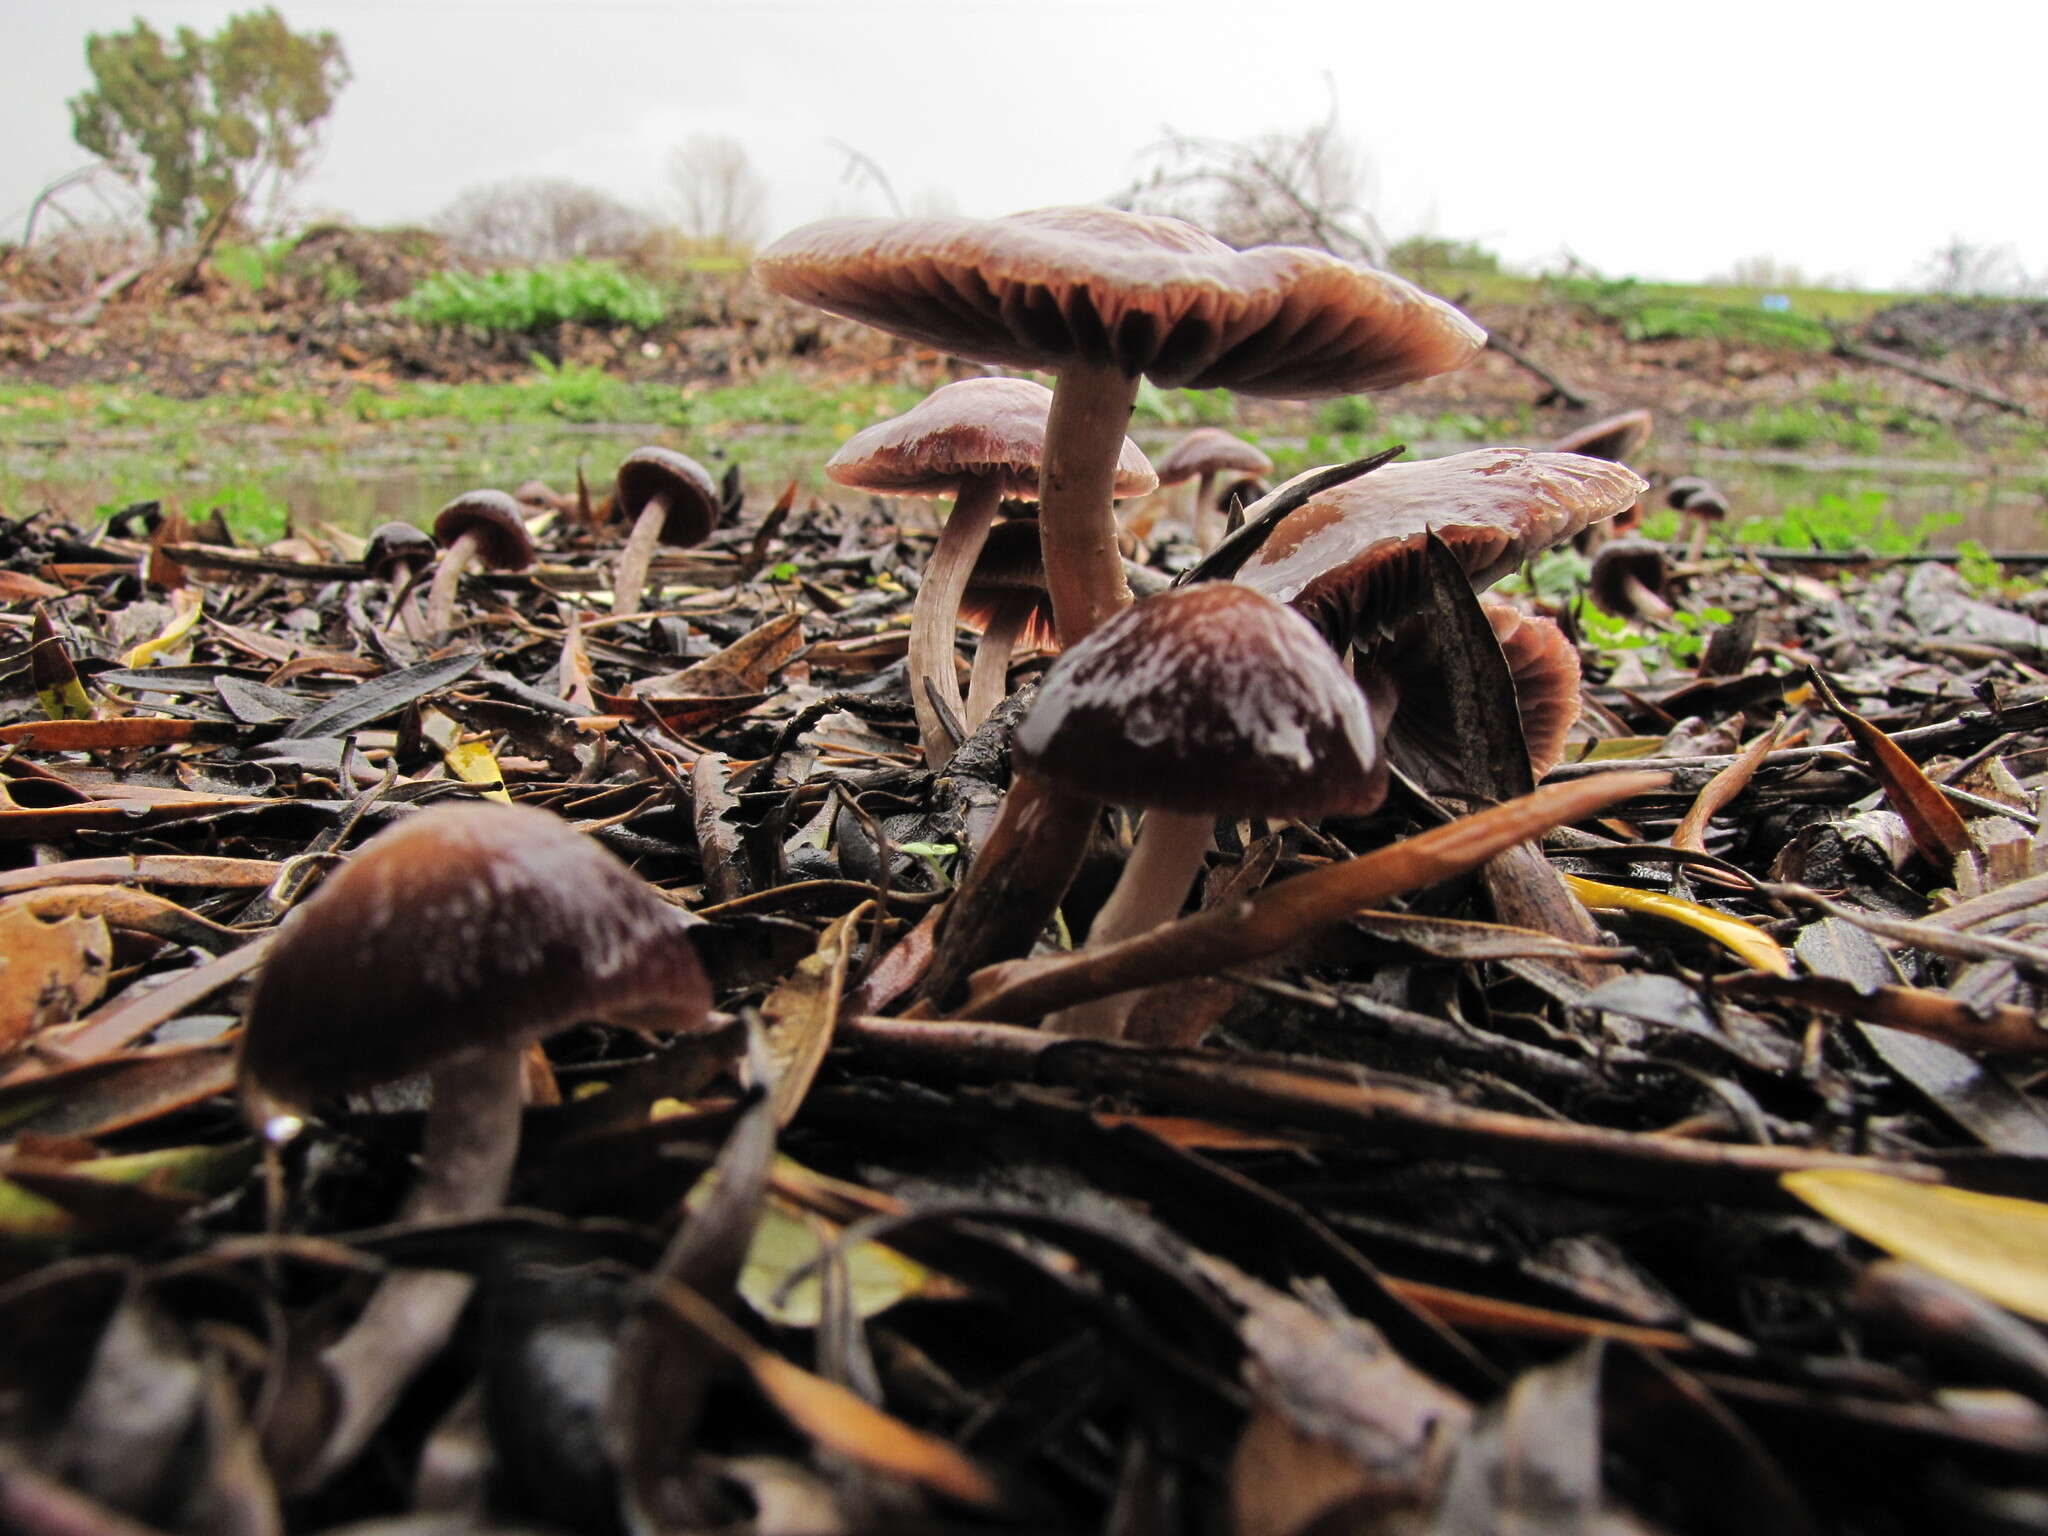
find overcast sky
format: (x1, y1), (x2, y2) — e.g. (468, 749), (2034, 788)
(4, 0), (2043, 291)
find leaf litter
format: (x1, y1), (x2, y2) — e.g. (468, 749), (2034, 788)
(4, 429), (2048, 1534)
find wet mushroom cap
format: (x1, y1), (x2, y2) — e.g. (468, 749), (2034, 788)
(1547, 409), (1654, 464)
(240, 802), (710, 1109)
(1153, 427), (1275, 486)
(757, 206), (1486, 396)
(1664, 476), (1713, 510)
(363, 522), (435, 582)
(827, 377), (1156, 499)
(1588, 539), (1672, 615)
(614, 447), (721, 546)
(1232, 449), (1648, 645)
(1013, 583), (1383, 820)
(432, 490), (536, 571)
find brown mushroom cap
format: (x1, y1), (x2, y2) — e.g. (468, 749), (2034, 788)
(757, 205), (1486, 396)
(957, 517), (1057, 650)
(614, 447), (720, 546)
(1547, 409), (1654, 464)
(1588, 539), (1672, 616)
(240, 802), (710, 1109)
(1013, 583), (1383, 820)
(828, 377), (1156, 499)
(431, 490), (535, 571)
(1232, 449), (1648, 645)
(1374, 598), (1582, 779)
(1153, 427), (1276, 486)
(363, 522), (435, 582)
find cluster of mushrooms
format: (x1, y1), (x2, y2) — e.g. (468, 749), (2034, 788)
(239, 204), (1670, 1485)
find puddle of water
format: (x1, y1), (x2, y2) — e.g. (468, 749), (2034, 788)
(6, 420), (2047, 550)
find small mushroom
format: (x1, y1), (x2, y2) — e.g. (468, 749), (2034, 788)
(958, 517), (1056, 730)
(240, 801), (712, 1486)
(1668, 478), (1731, 560)
(362, 521), (435, 641)
(826, 377), (1152, 767)
(1588, 538), (1675, 623)
(1012, 582), (1383, 1038)
(1153, 427), (1275, 552)
(1551, 410), (1654, 549)
(425, 490), (536, 637)
(611, 446), (720, 620)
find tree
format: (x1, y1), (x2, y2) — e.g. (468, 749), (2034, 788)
(667, 136), (768, 253)
(70, 8), (349, 245)
(434, 179), (653, 265)
(1915, 237), (2031, 298)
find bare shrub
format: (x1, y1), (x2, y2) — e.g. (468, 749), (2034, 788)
(434, 178), (653, 265)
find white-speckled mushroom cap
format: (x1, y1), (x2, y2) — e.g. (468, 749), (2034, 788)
(1013, 583), (1384, 819)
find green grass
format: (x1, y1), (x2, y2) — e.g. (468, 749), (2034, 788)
(394, 260), (668, 333)
(1731, 490), (1957, 553)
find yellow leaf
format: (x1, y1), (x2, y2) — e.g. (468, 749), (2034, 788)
(121, 589), (205, 669)
(736, 1198), (935, 1328)
(1782, 1170), (2048, 1323)
(1569, 737), (1668, 763)
(421, 707), (510, 803)
(1563, 874), (1792, 976)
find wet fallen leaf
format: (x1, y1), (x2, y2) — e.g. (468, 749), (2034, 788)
(0, 905), (112, 1053)
(1782, 1170), (2048, 1322)
(1563, 874), (1792, 975)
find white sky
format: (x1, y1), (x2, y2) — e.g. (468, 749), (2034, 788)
(3, 0), (2043, 291)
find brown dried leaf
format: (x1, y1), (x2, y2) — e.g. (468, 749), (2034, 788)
(0, 905), (112, 1052)
(1808, 670), (1971, 867)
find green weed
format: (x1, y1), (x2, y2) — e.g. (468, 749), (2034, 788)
(1732, 490), (1956, 553)
(395, 261), (667, 333)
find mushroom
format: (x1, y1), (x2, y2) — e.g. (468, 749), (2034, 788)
(758, 205), (1485, 648)
(239, 801), (712, 1486)
(1153, 427), (1275, 552)
(825, 377), (1153, 767)
(1232, 448), (1649, 648)
(1588, 538), (1675, 623)
(425, 489), (536, 638)
(611, 446), (720, 620)
(958, 517), (1056, 731)
(1011, 582), (1384, 1038)
(1547, 408), (1654, 464)
(362, 521), (434, 641)
(1372, 595), (1584, 781)
(1668, 477), (1731, 560)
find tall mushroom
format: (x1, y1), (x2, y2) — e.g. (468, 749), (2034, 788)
(240, 801), (712, 1486)
(759, 205), (1485, 648)
(425, 490), (536, 638)
(958, 517), (1056, 730)
(825, 377), (1153, 767)
(1011, 582), (1383, 1038)
(1154, 427), (1275, 552)
(611, 446), (720, 620)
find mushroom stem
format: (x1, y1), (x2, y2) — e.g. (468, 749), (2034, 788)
(1682, 514), (1712, 563)
(1191, 469), (1221, 553)
(612, 493), (674, 620)
(1039, 359), (1141, 645)
(922, 771), (1098, 1010)
(425, 529), (486, 637)
(965, 593), (1035, 731)
(1623, 572), (1674, 623)
(908, 478), (1001, 769)
(1047, 809), (1213, 1039)
(302, 1046), (525, 1489)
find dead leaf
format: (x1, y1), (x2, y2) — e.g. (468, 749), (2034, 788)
(0, 904), (112, 1052)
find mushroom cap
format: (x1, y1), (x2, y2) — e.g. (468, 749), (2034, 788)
(1153, 427), (1276, 487)
(614, 447), (720, 547)
(432, 490), (536, 571)
(1679, 482), (1730, 520)
(363, 521), (435, 581)
(1664, 475), (1713, 510)
(1546, 409), (1654, 464)
(1587, 539), (1671, 615)
(827, 377), (1156, 500)
(1232, 449), (1648, 647)
(958, 517), (1057, 651)
(239, 802), (711, 1109)
(513, 479), (566, 512)
(1013, 583), (1383, 820)
(756, 205), (1485, 397)
(1374, 598), (1582, 780)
